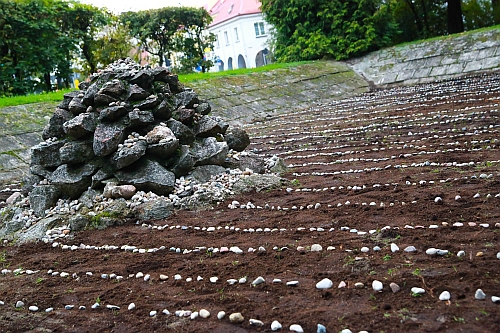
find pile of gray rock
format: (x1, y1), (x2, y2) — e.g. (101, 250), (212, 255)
(26, 58), (252, 217)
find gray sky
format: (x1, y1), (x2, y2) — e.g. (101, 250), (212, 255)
(80, 0), (206, 13)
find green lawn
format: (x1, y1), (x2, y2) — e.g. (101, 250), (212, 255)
(0, 61), (310, 108)
(0, 89), (73, 108)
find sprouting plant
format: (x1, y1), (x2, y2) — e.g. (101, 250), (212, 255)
(453, 316), (465, 323)
(387, 268), (397, 276)
(412, 268), (421, 276)
(384, 313), (391, 318)
(35, 277), (44, 284)
(382, 254), (392, 261)
(95, 296), (101, 304)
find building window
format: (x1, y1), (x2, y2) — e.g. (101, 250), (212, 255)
(216, 34), (220, 48)
(234, 27), (239, 42)
(254, 22), (265, 36)
(224, 31), (229, 45)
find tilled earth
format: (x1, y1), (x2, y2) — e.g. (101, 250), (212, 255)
(1, 72), (500, 333)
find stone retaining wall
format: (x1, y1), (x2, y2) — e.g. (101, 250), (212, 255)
(348, 28), (500, 86)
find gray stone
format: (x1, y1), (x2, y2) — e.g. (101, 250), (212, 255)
(21, 174), (43, 195)
(167, 119), (195, 145)
(78, 188), (101, 208)
(17, 216), (63, 243)
(93, 121), (127, 156)
(63, 112), (98, 139)
(68, 214), (91, 232)
(133, 198), (174, 221)
(99, 105), (129, 122)
(195, 102), (211, 115)
(94, 93), (119, 106)
(269, 157), (288, 174)
(225, 127), (250, 152)
(169, 145), (196, 177)
(58, 91), (79, 110)
(190, 137), (228, 166)
(232, 174), (284, 194)
(115, 159), (175, 195)
(129, 109), (154, 127)
(100, 79), (127, 98)
(147, 140), (179, 159)
(48, 163), (99, 199)
(194, 116), (229, 138)
(190, 165), (227, 183)
(110, 140), (147, 170)
(130, 69), (153, 89)
(135, 95), (160, 110)
(153, 98), (175, 120)
(225, 154), (266, 174)
(30, 140), (65, 168)
(0, 207), (24, 235)
(29, 185), (60, 216)
(174, 90), (199, 109)
(126, 84), (150, 101)
(90, 199), (131, 229)
(91, 169), (113, 189)
(68, 97), (87, 115)
(59, 140), (94, 164)
(42, 108), (74, 140)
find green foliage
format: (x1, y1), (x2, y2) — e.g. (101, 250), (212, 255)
(0, 0), (109, 96)
(121, 6), (215, 73)
(260, 0), (399, 61)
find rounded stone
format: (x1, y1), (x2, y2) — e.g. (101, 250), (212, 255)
(271, 320), (282, 331)
(199, 309), (210, 318)
(290, 324), (304, 333)
(390, 282), (400, 293)
(29, 305), (39, 312)
(475, 289), (486, 300)
(411, 287), (425, 295)
(229, 312), (244, 323)
(372, 280), (383, 292)
(439, 291), (451, 301)
(316, 278), (333, 289)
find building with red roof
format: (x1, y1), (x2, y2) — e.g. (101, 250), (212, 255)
(206, 0), (272, 71)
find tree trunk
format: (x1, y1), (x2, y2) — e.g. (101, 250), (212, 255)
(44, 72), (52, 92)
(493, 0), (500, 24)
(404, 0), (424, 37)
(447, 0), (464, 34)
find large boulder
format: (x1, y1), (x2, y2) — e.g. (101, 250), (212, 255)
(191, 137), (229, 166)
(114, 159), (175, 195)
(93, 121), (127, 156)
(42, 108), (73, 140)
(48, 163), (99, 199)
(30, 140), (66, 168)
(63, 112), (98, 139)
(225, 127), (250, 152)
(29, 185), (60, 217)
(110, 139), (147, 170)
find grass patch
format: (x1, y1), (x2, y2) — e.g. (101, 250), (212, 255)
(178, 61), (310, 83)
(0, 89), (74, 108)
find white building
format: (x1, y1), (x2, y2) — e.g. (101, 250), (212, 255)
(207, 0), (272, 71)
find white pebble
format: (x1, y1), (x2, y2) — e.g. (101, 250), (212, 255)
(199, 309), (210, 318)
(271, 320), (282, 331)
(439, 291), (450, 301)
(411, 287), (425, 295)
(128, 303), (136, 310)
(390, 243), (399, 252)
(372, 280), (383, 292)
(289, 324), (304, 332)
(475, 289), (486, 300)
(217, 311), (226, 319)
(316, 278), (333, 289)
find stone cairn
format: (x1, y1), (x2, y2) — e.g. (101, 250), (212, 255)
(27, 58), (251, 217)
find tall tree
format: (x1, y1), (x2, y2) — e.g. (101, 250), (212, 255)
(121, 8), (184, 66)
(260, 0), (398, 61)
(175, 7), (216, 73)
(447, 0), (465, 33)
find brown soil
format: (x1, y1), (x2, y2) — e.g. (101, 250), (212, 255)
(1, 72), (500, 333)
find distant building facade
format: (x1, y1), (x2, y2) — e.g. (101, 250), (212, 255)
(206, 0), (272, 72)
